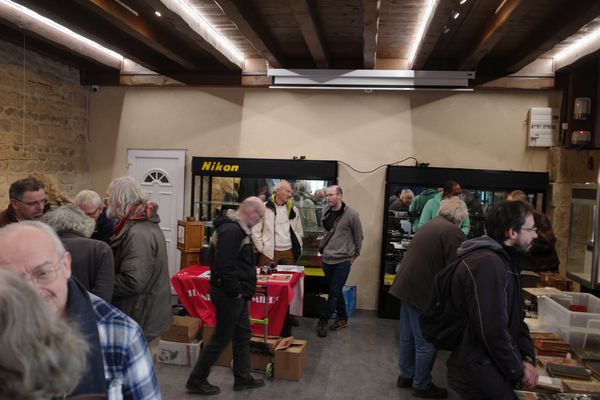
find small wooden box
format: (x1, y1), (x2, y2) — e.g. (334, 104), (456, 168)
(177, 220), (204, 253)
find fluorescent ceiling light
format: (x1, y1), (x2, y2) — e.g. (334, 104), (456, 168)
(0, 0), (123, 62)
(554, 26), (600, 61)
(172, 0), (244, 63)
(408, 0), (439, 69)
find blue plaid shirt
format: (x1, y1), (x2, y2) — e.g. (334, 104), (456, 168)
(90, 293), (161, 400)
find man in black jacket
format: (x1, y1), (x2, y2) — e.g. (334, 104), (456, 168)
(447, 200), (539, 399)
(186, 196), (266, 396)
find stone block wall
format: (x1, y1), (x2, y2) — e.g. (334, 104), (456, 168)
(0, 39), (91, 208)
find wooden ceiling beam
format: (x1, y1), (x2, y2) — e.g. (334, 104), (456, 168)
(290, 0), (329, 68)
(412, 0), (456, 70)
(78, 0), (199, 70)
(12, 0), (189, 73)
(505, 1), (600, 74)
(213, 0), (285, 68)
(458, 0), (534, 70)
(362, 0), (379, 69)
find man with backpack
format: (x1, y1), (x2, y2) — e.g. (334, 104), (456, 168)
(447, 200), (539, 399)
(390, 197), (468, 398)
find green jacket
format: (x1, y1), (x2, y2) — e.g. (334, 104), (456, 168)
(415, 192), (470, 236)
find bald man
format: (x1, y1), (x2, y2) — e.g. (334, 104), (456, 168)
(187, 197), (267, 395)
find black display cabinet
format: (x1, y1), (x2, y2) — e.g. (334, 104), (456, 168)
(378, 166), (549, 319)
(191, 156), (337, 292)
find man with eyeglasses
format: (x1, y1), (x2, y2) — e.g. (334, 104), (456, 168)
(74, 189), (115, 244)
(0, 221), (161, 399)
(445, 200), (539, 399)
(0, 176), (47, 228)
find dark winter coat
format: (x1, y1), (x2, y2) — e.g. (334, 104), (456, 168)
(389, 215), (465, 311)
(447, 236), (535, 399)
(210, 210), (257, 299)
(111, 207), (171, 341)
(59, 229), (115, 302)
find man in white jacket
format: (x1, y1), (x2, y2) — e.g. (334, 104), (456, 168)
(251, 180), (303, 266)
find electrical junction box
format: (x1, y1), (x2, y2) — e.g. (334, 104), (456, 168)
(528, 107), (559, 147)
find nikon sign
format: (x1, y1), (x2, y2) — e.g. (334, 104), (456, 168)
(201, 161), (239, 172)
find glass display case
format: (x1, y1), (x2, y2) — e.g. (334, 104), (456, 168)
(191, 157), (337, 282)
(379, 166), (549, 318)
(566, 184), (600, 289)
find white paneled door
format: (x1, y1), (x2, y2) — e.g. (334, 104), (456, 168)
(127, 149), (185, 281)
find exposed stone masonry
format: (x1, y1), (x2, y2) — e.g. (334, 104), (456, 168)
(0, 39), (91, 208)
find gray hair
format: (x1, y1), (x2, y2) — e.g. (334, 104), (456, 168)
(274, 180), (291, 193)
(107, 176), (147, 219)
(0, 269), (88, 400)
(74, 189), (103, 208)
(41, 204), (96, 238)
(0, 221), (66, 259)
(400, 189), (414, 200)
(438, 198), (468, 224)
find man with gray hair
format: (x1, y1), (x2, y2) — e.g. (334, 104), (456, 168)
(42, 204), (115, 302)
(0, 221), (160, 399)
(75, 189), (115, 244)
(251, 179), (303, 266)
(105, 176), (171, 347)
(389, 197), (468, 398)
(187, 197), (267, 395)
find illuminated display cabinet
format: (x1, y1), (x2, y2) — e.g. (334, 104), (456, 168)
(379, 166), (549, 319)
(190, 156), (337, 285)
(566, 184), (600, 289)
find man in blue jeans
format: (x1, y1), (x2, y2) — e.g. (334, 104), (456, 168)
(316, 185), (363, 337)
(389, 197), (468, 398)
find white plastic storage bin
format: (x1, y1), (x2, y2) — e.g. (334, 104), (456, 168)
(538, 292), (600, 350)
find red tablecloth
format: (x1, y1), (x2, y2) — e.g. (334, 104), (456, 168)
(172, 265), (302, 337)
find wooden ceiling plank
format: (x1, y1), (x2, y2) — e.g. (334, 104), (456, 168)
(213, 0), (285, 68)
(80, 0), (198, 70)
(458, 0), (534, 70)
(289, 0), (329, 68)
(362, 0), (379, 69)
(152, 0), (242, 70)
(505, 1), (600, 74)
(13, 0), (187, 73)
(412, 0), (456, 70)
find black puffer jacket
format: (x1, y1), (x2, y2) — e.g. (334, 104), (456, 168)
(447, 235), (535, 399)
(210, 210), (257, 299)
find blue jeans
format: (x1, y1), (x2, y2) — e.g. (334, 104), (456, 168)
(399, 303), (437, 390)
(320, 260), (351, 320)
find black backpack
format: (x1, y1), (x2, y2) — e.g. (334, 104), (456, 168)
(419, 257), (468, 351)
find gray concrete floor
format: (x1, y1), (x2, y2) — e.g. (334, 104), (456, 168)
(155, 310), (458, 399)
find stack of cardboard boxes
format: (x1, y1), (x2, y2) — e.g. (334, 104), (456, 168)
(158, 316), (308, 380)
(157, 316), (202, 367)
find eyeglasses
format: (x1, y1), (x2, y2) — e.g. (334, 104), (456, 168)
(23, 257), (64, 285)
(84, 205), (103, 218)
(12, 197), (47, 207)
(522, 226), (538, 233)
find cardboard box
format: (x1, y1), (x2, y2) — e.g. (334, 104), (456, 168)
(157, 340), (201, 366)
(274, 339), (307, 380)
(161, 316), (202, 343)
(202, 325), (232, 367)
(249, 335), (280, 371)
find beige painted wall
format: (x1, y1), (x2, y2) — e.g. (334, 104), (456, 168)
(88, 87), (561, 310)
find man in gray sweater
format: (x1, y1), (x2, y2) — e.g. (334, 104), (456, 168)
(316, 185), (363, 337)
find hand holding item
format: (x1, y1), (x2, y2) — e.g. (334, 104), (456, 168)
(521, 360), (539, 388)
